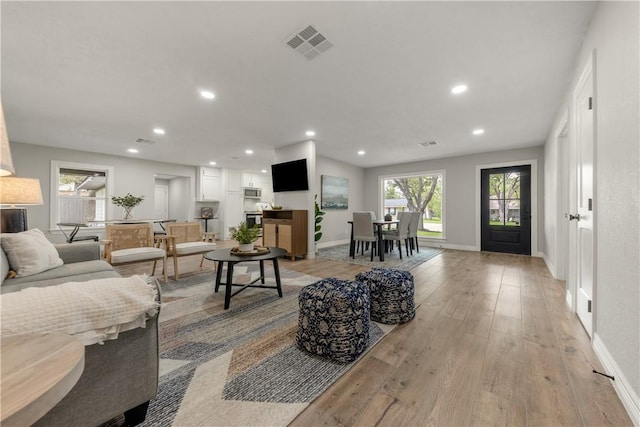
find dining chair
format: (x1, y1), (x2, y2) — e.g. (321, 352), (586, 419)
(407, 211), (421, 254)
(352, 211), (377, 261)
(165, 222), (217, 280)
(103, 223), (167, 282)
(383, 211), (412, 259)
(353, 211), (377, 254)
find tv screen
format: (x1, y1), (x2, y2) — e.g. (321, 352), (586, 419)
(271, 159), (309, 192)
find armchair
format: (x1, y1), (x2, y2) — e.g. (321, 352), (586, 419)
(165, 222), (217, 280)
(104, 223), (167, 282)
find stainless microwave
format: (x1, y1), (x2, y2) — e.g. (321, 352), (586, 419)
(243, 187), (261, 199)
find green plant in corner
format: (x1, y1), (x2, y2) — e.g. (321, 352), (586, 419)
(314, 194), (325, 242)
(229, 221), (261, 244)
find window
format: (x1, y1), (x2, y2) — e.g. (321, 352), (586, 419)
(381, 171), (445, 239)
(50, 161), (114, 229)
(488, 171), (521, 226)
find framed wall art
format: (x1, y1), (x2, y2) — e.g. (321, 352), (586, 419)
(321, 175), (349, 209)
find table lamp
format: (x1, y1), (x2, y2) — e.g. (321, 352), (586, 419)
(0, 177), (44, 233)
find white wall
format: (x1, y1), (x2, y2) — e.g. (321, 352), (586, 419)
(363, 146), (545, 251)
(9, 141), (196, 242)
(273, 141), (315, 210)
(168, 177), (191, 222)
(543, 1), (639, 421)
(315, 155), (366, 247)
(273, 141), (316, 256)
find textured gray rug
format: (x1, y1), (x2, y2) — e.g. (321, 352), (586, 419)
(317, 243), (444, 270)
(107, 265), (394, 427)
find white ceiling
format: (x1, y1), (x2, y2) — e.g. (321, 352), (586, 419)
(1, 1), (596, 171)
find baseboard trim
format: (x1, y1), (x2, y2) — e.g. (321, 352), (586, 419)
(541, 252), (557, 277)
(422, 242), (476, 252)
(317, 239), (350, 249)
(565, 290), (573, 310)
(593, 333), (640, 426)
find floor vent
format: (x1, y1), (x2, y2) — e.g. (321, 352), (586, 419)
(136, 138), (156, 145)
(284, 25), (333, 60)
(418, 140), (439, 147)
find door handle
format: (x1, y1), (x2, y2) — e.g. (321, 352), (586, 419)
(566, 213), (581, 221)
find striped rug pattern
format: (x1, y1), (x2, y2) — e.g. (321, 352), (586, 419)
(132, 264), (391, 426)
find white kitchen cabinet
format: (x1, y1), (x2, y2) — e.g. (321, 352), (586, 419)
(223, 192), (244, 239)
(197, 167), (221, 201)
(225, 169), (243, 193)
(242, 172), (263, 188)
(261, 174), (273, 204)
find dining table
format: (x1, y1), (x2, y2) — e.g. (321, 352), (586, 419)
(348, 219), (398, 261)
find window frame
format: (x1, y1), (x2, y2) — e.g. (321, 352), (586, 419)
(49, 160), (115, 232)
(378, 169), (446, 240)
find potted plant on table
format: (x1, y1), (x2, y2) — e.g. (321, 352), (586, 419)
(111, 193), (144, 220)
(229, 221), (261, 252)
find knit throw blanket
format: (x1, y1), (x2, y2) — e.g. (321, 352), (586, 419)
(1, 275), (160, 345)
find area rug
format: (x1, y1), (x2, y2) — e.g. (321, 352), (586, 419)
(124, 264), (394, 427)
(317, 243), (444, 270)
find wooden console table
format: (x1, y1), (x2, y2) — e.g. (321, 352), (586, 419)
(262, 209), (308, 260)
(1, 334), (85, 427)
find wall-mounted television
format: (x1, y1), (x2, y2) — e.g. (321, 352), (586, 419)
(271, 159), (309, 192)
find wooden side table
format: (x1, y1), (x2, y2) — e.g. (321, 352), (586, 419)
(1, 334), (85, 427)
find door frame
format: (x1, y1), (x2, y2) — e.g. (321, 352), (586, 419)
(475, 159), (538, 255)
(555, 112), (570, 283)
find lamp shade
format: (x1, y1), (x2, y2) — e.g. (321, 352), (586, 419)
(0, 102), (15, 177)
(0, 177), (44, 206)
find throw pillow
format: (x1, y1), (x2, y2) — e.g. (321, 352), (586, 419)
(1, 229), (63, 278)
(0, 249), (9, 286)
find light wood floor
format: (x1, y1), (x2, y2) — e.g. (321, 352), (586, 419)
(114, 242), (632, 427)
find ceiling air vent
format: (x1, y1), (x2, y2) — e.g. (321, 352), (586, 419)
(418, 140), (439, 147)
(284, 25), (333, 60)
(136, 138), (156, 145)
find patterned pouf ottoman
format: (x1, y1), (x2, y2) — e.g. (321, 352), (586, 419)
(296, 278), (370, 363)
(355, 268), (415, 324)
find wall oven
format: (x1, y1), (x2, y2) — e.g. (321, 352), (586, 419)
(245, 212), (262, 230)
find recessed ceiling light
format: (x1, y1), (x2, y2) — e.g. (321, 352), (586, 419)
(357, 150), (365, 155)
(127, 148), (139, 153)
(473, 128), (485, 135)
(306, 130), (316, 137)
(153, 128), (165, 135)
(245, 149), (254, 155)
(451, 84), (468, 94)
(209, 161), (217, 165)
(200, 90), (215, 100)
(261, 169), (267, 173)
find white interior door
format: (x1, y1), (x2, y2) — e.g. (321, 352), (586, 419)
(154, 185), (169, 232)
(572, 59), (595, 337)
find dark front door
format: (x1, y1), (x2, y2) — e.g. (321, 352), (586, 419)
(481, 165), (531, 255)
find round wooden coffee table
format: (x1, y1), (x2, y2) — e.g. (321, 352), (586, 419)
(1, 333), (84, 427)
(204, 247), (287, 309)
